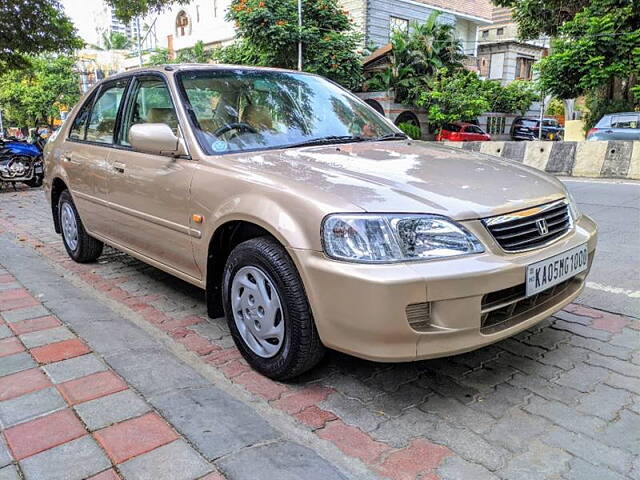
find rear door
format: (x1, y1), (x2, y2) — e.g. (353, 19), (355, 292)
(60, 78), (129, 237)
(105, 74), (200, 280)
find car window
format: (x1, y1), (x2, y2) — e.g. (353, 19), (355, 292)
(611, 115), (639, 129)
(85, 80), (128, 144)
(518, 119), (538, 128)
(68, 92), (96, 140)
(120, 76), (179, 146)
(443, 123), (461, 132)
(542, 120), (558, 127)
(177, 69), (397, 155)
(464, 125), (484, 134)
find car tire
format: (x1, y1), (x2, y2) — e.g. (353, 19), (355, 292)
(58, 190), (103, 263)
(222, 237), (325, 380)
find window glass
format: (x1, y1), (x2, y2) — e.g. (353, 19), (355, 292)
(611, 115), (639, 129)
(120, 77), (179, 146)
(443, 123), (461, 132)
(542, 119), (558, 127)
(178, 70), (397, 155)
(517, 119), (538, 128)
(68, 92), (96, 140)
(85, 80), (128, 144)
(464, 125), (484, 134)
(390, 16), (409, 34)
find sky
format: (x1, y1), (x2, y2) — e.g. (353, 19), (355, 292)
(61, 0), (103, 45)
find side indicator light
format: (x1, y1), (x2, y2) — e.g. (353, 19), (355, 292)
(192, 214), (204, 224)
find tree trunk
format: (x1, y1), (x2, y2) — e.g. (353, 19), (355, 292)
(564, 99), (576, 122)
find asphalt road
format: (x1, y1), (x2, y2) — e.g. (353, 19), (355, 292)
(562, 178), (640, 318)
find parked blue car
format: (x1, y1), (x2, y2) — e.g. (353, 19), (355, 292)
(587, 112), (640, 141)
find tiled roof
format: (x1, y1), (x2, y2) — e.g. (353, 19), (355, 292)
(413, 0), (493, 21)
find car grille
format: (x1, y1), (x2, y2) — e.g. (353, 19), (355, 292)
(483, 200), (572, 252)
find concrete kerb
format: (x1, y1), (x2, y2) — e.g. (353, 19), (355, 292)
(442, 140), (640, 180)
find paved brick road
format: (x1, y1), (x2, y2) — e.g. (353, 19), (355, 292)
(0, 187), (638, 480)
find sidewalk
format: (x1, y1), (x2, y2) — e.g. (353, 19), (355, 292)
(0, 187), (639, 480)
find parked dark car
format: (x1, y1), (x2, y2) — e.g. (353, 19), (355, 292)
(587, 112), (640, 141)
(510, 117), (563, 141)
(435, 122), (491, 142)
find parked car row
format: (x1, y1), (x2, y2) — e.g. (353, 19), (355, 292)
(435, 118), (565, 143)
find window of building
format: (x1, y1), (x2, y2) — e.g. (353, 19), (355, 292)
(487, 117), (506, 135)
(481, 30), (489, 38)
(213, 0), (218, 17)
(196, 5), (200, 22)
(390, 16), (409, 34)
(489, 52), (505, 80)
(515, 56), (534, 80)
(496, 27), (504, 35)
(176, 11), (190, 37)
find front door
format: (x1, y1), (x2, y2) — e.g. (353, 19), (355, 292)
(106, 75), (200, 280)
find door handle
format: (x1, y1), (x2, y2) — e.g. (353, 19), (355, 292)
(113, 162), (125, 173)
(62, 153), (79, 164)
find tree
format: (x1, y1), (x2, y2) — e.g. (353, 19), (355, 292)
(0, 0), (83, 69)
(0, 55), (80, 128)
(106, 0), (189, 22)
(213, 0), (364, 90)
(365, 12), (465, 103)
(146, 41), (214, 65)
(101, 32), (132, 50)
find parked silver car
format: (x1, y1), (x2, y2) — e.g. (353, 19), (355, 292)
(587, 112), (640, 141)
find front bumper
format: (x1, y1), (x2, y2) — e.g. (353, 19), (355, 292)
(291, 214), (597, 362)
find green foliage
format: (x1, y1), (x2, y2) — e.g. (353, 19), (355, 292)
(583, 94), (637, 131)
(102, 32), (132, 50)
(546, 98), (565, 116)
(106, 0), (190, 22)
(365, 12), (465, 103)
(213, 0), (364, 90)
(146, 41), (214, 65)
(0, 0), (82, 69)
(397, 122), (421, 140)
(417, 70), (538, 128)
(0, 55), (81, 128)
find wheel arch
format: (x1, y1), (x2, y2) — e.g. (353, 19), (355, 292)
(50, 177), (69, 234)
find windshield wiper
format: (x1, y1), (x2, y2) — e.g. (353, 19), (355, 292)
(371, 132), (409, 141)
(284, 135), (368, 148)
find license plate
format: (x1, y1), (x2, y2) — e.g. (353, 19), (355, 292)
(526, 244), (588, 297)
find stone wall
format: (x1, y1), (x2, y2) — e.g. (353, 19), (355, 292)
(443, 140), (640, 180)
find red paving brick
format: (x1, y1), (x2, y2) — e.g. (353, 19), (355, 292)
(204, 348), (242, 366)
(234, 371), (290, 401)
(0, 274), (15, 284)
(591, 312), (629, 333)
(0, 295), (39, 311)
(0, 368), (51, 401)
(8, 315), (61, 335)
(4, 409), (86, 460)
(219, 359), (251, 379)
(94, 412), (179, 464)
(57, 371), (128, 405)
(176, 333), (218, 355)
(375, 439), (451, 480)
(294, 406), (337, 430)
(86, 469), (121, 480)
(0, 288), (29, 301)
(564, 303), (603, 319)
(272, 385), (334, 414)
(317, 420), (390, 465)
(200, 472), (226, 480)
(0, 336), (25, 358)
(30, 338), (91, 364)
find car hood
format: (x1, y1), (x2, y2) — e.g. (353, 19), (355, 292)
(228, 141), (566, 220)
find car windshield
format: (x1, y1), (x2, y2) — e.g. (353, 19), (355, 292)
(464, 125), (484, 134)
(177, 69), (400, 154)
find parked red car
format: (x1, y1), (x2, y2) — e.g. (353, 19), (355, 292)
(436, 122), (492, 142)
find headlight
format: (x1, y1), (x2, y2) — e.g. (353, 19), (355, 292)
(322, 214), (484, 263)
(564, 189), (581, 221)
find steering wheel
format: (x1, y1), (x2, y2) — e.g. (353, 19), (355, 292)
(213, 122), (258, 137)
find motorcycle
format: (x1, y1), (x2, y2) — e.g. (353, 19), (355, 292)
(0, 133), (45, 188)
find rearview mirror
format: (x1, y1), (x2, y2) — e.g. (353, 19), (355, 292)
(129, 123), (186, 157)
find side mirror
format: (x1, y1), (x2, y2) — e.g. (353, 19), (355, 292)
(129, 123), (186, 157)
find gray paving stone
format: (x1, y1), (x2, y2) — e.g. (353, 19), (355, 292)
(217, 440), (348, 480)
(0, 352), (36, 377)
(458, 360), (517, 393)
(569, 335), (632, 361)
(598, 410), (640, 455)
(323, 374), (379, 403)
(74, 389), (151, 431)
(419, 395), (496, 435)
(539, 344), (588, 370)
(19, 436), (110, 480)
(586, 353), (640, 378)
(0, 465), (19, 480)
(563, 457), (627, 480)
(553, 310), (592, 326)
(118, 440), (211, 480)
(577, 384), (634, 421)
(417, 371), (480, 404)
(606, 372), (640, 395)
(42, 353), (107, 384)
(320, 392), (386, 432)
(437, 456), (500, 480)
(485, 408), (553, 453)
(556, 364), (611, 393)
(0, 283), (21, 292)
(495, 351), (562, 380)
(370, 408), (439, 448)
(524, 396), (606, 437)
(0, 436), (12, 468)
(469, 384), (529, 418)
(0, 326), (12, 340)
(187, 321), (227, 341)
(365, 364), (424, 393)
(1, 305), (49, 323)
(543, 427), (633, 474)
(369, 383), (429, 417)
(0, 387), (66, 428)
(527, 328), (572, 349)
(553, 319), (612, 341)
(19, 326), (74, 349)
(150, 386), (280, 460)
(610, 328), (640, 350)
(499, 440), (571, 480)
(509, 373), (581, 405)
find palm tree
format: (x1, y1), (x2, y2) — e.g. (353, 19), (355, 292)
(101, 32), (132, 50)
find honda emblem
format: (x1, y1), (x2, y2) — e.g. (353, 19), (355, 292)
(536, 219), (549, 235)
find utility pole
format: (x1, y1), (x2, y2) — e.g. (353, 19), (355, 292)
(136, 16), (143, 67)
(0, 109), (4, 138)
(538, 90), (545, 140)
(297, 0), (302, 71)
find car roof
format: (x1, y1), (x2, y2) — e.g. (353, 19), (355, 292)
(107, 63), (308, 81)
(602, 112), (639, 116)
